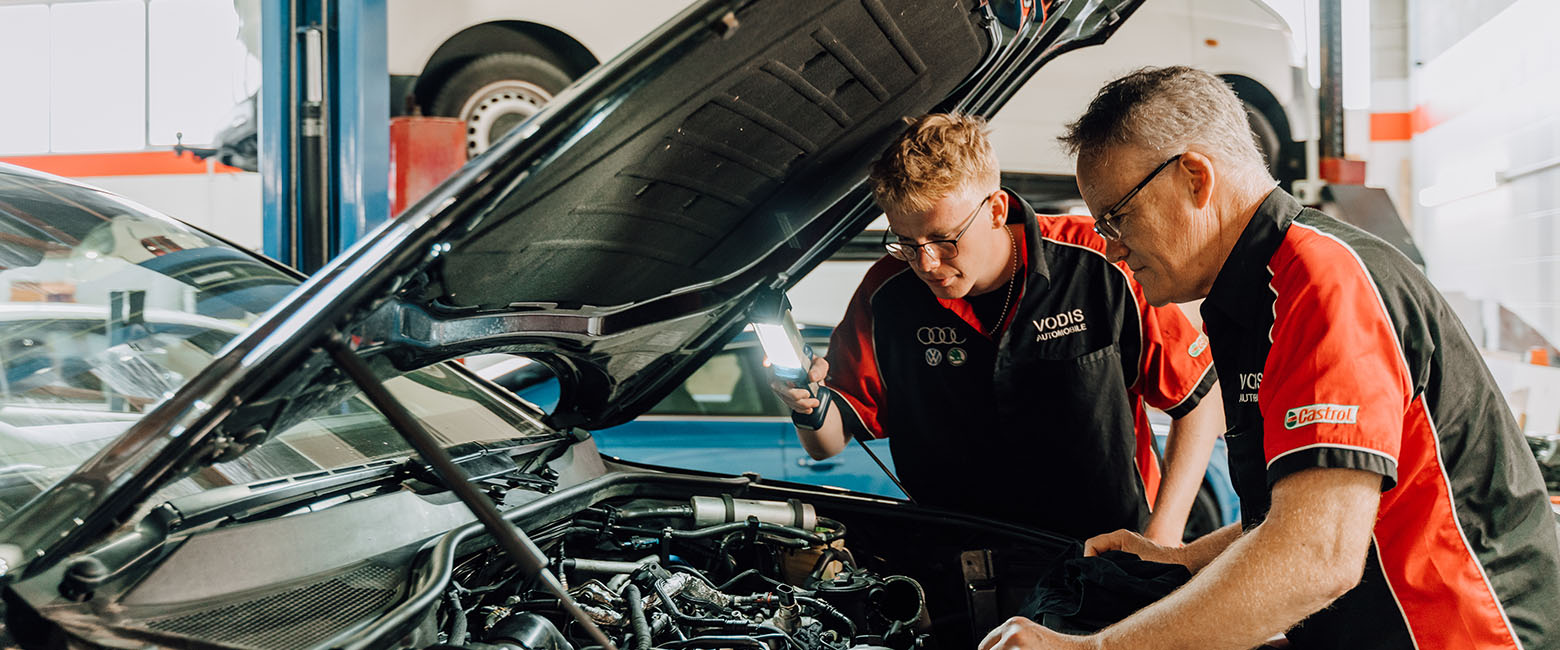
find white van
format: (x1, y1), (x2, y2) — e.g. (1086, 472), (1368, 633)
(386, 0), (1313, 187)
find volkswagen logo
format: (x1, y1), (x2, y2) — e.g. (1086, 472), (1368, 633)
(916, 327), (966, 345)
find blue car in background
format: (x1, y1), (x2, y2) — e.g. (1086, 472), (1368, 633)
(499, 324), (1239, 540)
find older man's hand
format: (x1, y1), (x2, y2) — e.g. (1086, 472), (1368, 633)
(978, 617), (1102, 650)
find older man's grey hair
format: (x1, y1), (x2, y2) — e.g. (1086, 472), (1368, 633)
(1060, 66), (1271, 182)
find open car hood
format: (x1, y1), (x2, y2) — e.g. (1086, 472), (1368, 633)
(338, 0), (1140, 430)
(0, 0), (1143, 576)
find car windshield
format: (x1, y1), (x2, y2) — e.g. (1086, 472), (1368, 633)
(0, 170), (549, 520)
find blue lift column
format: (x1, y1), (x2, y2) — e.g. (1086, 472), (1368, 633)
(260, 0), (388, 274)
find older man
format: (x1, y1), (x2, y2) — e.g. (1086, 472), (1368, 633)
(981, 66), (1560, 650)
(771, 113), (1225, 543)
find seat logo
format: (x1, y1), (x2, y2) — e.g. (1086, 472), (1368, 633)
(1284, 403), (1360, 430)
(916, 327), (966, 345)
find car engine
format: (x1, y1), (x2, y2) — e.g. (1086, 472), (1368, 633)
(434, 496), (931, 650)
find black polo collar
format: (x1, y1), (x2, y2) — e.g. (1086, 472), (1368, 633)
(1001, 187), (1051, 293)
(1203, 187), (1303, 327)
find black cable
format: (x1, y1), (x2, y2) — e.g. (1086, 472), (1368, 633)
(667, 564), (723, 591)
(716, 568), (792, 592)
(797, 596), (856, 637)
(649, 581), (802, 650)
(651, 580), (737, 627)
(716, 569), (760, 591)
(623, 583), (652, 650)
(660, 634), (783, 648)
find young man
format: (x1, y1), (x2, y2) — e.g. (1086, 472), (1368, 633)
(980, 66), (1560, 650)
(771, 113), (1225, 543)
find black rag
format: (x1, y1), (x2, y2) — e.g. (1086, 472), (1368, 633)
(1019, 542), (1192, 634)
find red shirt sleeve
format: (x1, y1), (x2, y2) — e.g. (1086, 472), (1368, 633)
(1131, 283), (1216, 418)
(1260, 226), (1409, 488)
(822, 257), (906, 440)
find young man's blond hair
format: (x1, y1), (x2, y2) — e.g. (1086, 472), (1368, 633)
(868, 113), (1001, 215)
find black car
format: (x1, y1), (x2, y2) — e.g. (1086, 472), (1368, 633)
(0, 2), (1152, 649)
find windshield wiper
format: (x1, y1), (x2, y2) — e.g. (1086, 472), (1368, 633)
(163, 458), (402, 529)
(155, 437), (562, 532)
(320, 333), (618, 650)
(55, 442), (566, 602)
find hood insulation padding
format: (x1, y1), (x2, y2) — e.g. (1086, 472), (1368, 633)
(434, 0), (986, 310)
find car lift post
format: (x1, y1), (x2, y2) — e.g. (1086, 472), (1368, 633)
(1316, 0), (1363, 185)
(260, 0), (389, 274)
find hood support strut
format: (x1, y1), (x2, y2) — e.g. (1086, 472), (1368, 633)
(320, 333), (617, 650)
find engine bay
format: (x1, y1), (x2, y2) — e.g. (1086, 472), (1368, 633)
(437, 496), (932, 650)
(3, 466), (1068, 650)
(423, 487), (1062, 650)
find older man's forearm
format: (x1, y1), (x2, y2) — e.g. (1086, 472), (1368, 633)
(1096, 468), (1382, 650)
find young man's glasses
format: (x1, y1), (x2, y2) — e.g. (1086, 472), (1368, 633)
(883, 191), (998, 262)
(1093, 153), (1183, 242)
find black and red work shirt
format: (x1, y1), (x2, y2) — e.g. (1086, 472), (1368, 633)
(824, 190), (1215, 539)
(1201, 189), (1560, 649)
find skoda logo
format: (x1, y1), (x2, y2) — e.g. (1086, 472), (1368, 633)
(916, 327), (966, 345)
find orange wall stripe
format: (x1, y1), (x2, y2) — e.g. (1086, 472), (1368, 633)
(0, 151), (243, 177)
(1370, 112), (1414, 141)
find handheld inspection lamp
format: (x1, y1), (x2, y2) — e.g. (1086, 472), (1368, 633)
(751, 293), (833, 430)
(750, 292), (915, 502)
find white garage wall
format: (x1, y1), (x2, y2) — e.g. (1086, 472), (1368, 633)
(1409, 0), (1560, 345)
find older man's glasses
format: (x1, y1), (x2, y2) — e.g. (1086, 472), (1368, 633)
(1093, 153), (1183, 242)
(883, 192), (997, 262)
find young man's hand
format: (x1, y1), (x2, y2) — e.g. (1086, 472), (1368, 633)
(1084, 529), (1187, 567)
(768, 356), (829, 414)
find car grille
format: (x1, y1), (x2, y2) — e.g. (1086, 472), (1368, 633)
(142, 563), (401, 649)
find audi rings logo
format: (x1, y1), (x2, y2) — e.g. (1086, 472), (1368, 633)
(916, 327), (967, 345)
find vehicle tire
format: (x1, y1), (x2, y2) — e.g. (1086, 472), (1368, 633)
(428, 52), (575, 159)
(1242, 99), (1286, 181)
(1182, 484), (1222, 543)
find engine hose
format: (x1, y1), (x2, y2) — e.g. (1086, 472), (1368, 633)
(612, 521), (826, 546)
(807, 549), (837, 581)
(446, 590), (469, 646)
(615, 505), (695, 520)
(623, 584), (652, 650)
(716, 529), (811, 551)
(815, 517), (847, 541)
(797, 596), (856, 637)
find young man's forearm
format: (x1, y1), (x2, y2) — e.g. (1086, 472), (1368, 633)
(1178, 522), (1240, 572)
(1144, 385), (1225, 544)
(794, 405), (848, 460)
(1086, 521), (1239, 572)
